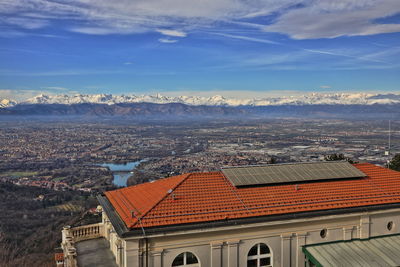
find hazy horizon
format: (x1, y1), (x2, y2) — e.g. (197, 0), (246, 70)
(1, 0), (400, 100)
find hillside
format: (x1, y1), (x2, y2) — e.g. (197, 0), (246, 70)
(0, 182), (99, 267)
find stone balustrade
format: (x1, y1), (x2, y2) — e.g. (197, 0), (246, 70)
(61, 223), (105, 267)
(71, 223), (104, 242)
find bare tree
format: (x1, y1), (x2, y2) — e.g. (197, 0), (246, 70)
(0, 232), (19, 266)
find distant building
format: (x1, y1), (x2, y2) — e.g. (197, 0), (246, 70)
(55, 252), (64, 267)
(60, 162), (400, 267)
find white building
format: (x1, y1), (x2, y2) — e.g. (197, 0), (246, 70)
(60, 162), (400, 267)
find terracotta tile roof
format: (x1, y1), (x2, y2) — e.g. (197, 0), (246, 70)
(105, 174), (188, 228)
(105, 163), (400, 229)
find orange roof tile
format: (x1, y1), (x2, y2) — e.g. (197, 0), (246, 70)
(105, 173), (188, 228)
(105, 163), (400, 229)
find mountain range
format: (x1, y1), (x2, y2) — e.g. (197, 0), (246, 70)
(0, 93), (399, 119)
(1, 92), (400, 107)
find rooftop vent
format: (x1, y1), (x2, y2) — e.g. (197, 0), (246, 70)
(221, 161), (366, 187)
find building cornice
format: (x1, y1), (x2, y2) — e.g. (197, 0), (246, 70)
(98, 194), (400, 239)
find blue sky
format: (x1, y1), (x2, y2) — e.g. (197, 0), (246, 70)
(1, 0), (400, 100)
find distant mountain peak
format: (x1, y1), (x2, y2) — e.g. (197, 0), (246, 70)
(0, 98), (17, 108)
(1, 92), (399, 108)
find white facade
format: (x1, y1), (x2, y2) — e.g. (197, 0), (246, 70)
(102, 206), (400, 267)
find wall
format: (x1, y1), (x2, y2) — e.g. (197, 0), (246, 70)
(116, 207), (400, 267)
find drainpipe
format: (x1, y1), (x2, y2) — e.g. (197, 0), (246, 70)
(145, 238), (149, 267)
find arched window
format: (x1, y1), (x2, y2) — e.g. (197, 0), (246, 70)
(247, 243), (272, 267)
(172, 252), (199, 267)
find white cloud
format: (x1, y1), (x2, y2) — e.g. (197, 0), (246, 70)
(0, 0), (399, 39)
(320, 85), (331, 89)
(157, 29), (186, 37)
(210, 32), (279, 44)
(210, 32), (395, 66)
(0, 89), (33, 101)
(158, 38), (178, 43)
(264, 0), (400, 39)
(4, 17), (48, 29)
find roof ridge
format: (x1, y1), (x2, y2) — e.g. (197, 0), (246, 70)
(130, 173), (192, 228)
(109, 174), (187, 225)
(116, 190), (141, 217)
(122, 175), (177, 190)
(105, 190), (132, 220)
(221, 160), (351, 169)
(220, 171), (251, 213)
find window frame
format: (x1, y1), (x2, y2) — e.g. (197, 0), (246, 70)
(247, 243), (273, 267)
(172, 251), (200, 267)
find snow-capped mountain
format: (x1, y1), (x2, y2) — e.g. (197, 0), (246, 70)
(0, 99), (17, 108)
(19, 92), (400, 106)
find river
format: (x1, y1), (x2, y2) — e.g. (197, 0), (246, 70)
(99, 160), (142, 187)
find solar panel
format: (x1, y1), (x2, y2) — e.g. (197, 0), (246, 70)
(221, 161), (366, 187)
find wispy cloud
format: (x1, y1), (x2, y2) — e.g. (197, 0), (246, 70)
(210, 32), (279, 45)
(302, 48), (391, 64)
(5, 17), (48, 29)
(157, 29), (187, 37)
(1, 0), (399, 39)
(0, 69), (129, 77)
(209, 31), (396, 67)
(0, 89), (38, 101)
(0, 30), (66, 38)
(264, 0), (400, 39)
(158, 38), (178, 43)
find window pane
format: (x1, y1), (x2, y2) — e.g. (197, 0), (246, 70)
(186, 252), (199, 264)
(260, 257), (271, 266)
(247, 259), (257, 267)
(172, 253), (184, 266)
(260, 243), (270, 254)
(248, 245), (258, 256)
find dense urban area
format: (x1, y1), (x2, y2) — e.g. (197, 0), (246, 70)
(0, 117), (399, 266)
(1, 118), (398, 188)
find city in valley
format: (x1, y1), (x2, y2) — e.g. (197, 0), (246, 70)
(0, 118), (397, 191)
(1, 0), (400, 265)
(0, 116), (399, 266)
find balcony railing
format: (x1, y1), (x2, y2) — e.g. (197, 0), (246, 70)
(61, 223), (105, 267)
(71, 223), (104, 242)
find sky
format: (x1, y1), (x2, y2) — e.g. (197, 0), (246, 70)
(1, 0), (400, 100)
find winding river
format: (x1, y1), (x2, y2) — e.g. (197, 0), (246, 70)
(99, 160), (142, 187)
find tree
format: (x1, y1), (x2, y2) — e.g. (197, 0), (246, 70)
(269, 156), (277, 164)
(324, 153), (356, 164)
(388, 154), (400, 171)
